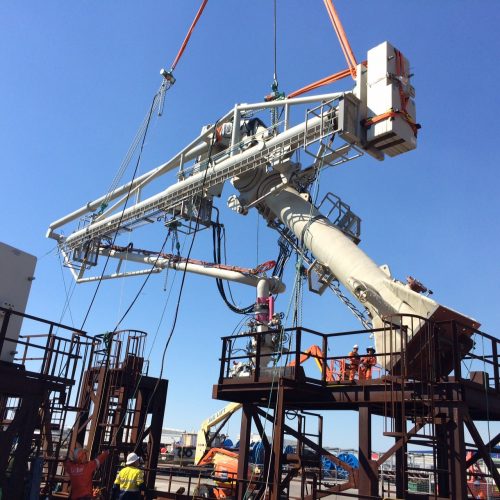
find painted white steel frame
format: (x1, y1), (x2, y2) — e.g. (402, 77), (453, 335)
(47, 92), (347, 249)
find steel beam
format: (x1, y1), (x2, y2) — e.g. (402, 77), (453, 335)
(358, 406), (378, 497)
(144, 379), (168, 497)
(270, 384), (285, 500)
(254, 406), (357, 493)
(435, 414), (450, 497)
(450, 407), (467, 498)
(464, 411), (500, 492)
(394, 406), (407, 498)
(236, 405), (252, 500)
(466, 432), (500, 468)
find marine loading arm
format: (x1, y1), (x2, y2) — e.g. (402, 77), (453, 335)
(47, 41), (478, 374)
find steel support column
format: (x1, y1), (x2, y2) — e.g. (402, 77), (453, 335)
(251, 406), (272, 499)
(394, 406), (407, 497)
(435, 415), (450, 497)
(0, 395), (42, 498)
(144, 379), (168, 498)
(359, 406), (377, 497)
(236, 405), (252, 500)
(450, 407), (467, 498)
(270, 383), (285, 500)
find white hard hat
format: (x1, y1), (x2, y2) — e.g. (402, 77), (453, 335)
(126, 452), (140, 465)
(353, 344), (359, 349)
(367, 346), (375, 351)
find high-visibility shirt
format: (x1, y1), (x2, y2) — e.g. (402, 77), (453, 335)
(348, 351), (360, 366)
(64, 451), (108, 499)
(361, 355), (377, 368)
(114, 465), (144, 495)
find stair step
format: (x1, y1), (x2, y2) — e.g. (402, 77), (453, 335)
(383, 432), (405, 437)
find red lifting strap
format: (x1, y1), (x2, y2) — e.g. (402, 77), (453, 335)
(322, 0), (357, 79)
(288, 2), (360, 98)
(170, 0), (208, 72)
(288, 67), (352, 99)
(363, 110), (420, 136)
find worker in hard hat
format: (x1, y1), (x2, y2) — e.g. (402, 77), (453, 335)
(359, 347), (377, 380)
(347, 345), (360, 381)
(472, 478), (486, 499)
(64, 445), (109, 500)
(112, 452), (145, 499)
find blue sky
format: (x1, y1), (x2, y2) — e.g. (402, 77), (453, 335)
(1, 1), (499, 451)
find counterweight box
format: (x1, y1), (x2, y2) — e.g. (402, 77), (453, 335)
(366, 41), (417, 157)
(0, 242), (37, 362)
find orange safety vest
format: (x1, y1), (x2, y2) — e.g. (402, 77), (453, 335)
(348, 351), (360, 367)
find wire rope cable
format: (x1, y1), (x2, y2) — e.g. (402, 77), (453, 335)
(104, 231), (191, 456)
(132, 116), (224, 450)
(258, 133), (326, 497)
(57, 249), (77, 328)
(59, 230), (174, 453)
(101, 92), (163, 211)
(79, 91), (159, 331)
(59, 0), (211, 465)
(273, 0), (278, 88)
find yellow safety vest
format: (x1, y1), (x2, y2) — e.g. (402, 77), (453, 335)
(114, 466), (144, 491)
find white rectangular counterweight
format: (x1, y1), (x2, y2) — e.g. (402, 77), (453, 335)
(0, 242), (37, 363)
(366, 41), (417, 157)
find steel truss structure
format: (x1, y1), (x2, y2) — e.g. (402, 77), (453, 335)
(47, 90), (371, 284)
(68, 329), (167, 497)
(0, 308), (167, 499)
(0, 306), (92, 498)
(209, 316), (500, 499)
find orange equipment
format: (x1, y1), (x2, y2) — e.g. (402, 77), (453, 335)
(466, 451), (490, 499)
(195, 447), (258, 499)
(289, 0), (359, 98)
(169, 0), (208, 74)
(288, 345), (335, 382)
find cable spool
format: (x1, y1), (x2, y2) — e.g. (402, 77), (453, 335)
(184, 448), (193, 458)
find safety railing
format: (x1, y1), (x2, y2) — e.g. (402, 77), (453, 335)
(217, 316), (498, 390)
(0, 306), (92, 379)
(0, 306), (96, 498)
(150, 464), (269, 498)
(218, 324), (388, 386)
(93, 329), (148, 374)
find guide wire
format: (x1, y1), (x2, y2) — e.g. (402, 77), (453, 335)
(79, 92), (158, 331)
(60, 230), (172, 453)
(132, 116), (222, 449)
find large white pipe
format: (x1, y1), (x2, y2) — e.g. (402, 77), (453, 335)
(236, 92), (344, 112)
(262, 185), (481, 376)
(262, 185), (443, 364)
(47, 143), (206, 237)
(101, 249), (285, 293)
(264, 187), (391, 303)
